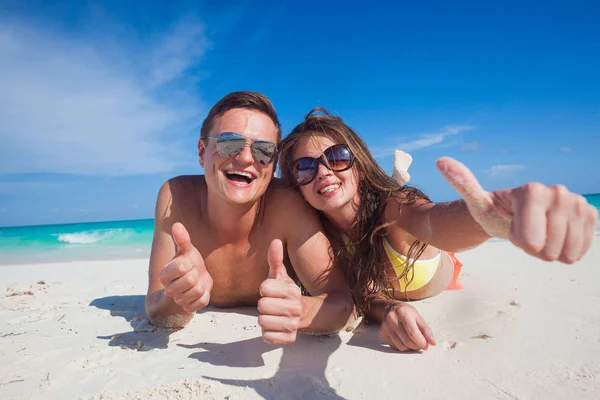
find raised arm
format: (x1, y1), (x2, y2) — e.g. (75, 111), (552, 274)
(283, 193), (356, 333)
(289, 228), (356, 333)
(257, 191), (356, 344)
(394, 157), (597, 262)
(145, 180), (213, 328)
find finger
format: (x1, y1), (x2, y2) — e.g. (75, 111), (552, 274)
(174, 279), (206, 306)
(159, 260), (194, 284)
(258, 315), (299, 333)
(164, 267), (201, 297)
(579, 197), (598, 260)
(268, 239), (291, 282)
(510, 184), (549, 255)
(380, 325), (410, 352)
(416, 315), (437, 346)
(558, 218), (583, 264)
(172, 222), (194, 255)
(540, 208), (568, 261)
(262, 330), (297, 345)
(258, 297), (303, 317)
(402, 318), (429, 350)
(385, 323), (418, 351)
(580, 216), (597, 261)
(182, 290), (211, 313)
(259, 278), (301, 299)
(436, 157), (488, 205)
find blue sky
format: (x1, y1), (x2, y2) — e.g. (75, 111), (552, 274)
(1, 0), (599, 227)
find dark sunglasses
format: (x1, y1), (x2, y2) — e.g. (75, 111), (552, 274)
(291, 144), (355, 186)
(204, 132), (278, 165)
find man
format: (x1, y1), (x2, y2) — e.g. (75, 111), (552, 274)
(145, 91), (355, 344)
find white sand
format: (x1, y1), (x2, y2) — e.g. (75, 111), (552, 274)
(1, 239), (599, 400)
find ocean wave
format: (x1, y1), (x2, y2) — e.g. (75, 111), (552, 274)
(56, 229), (124, 244)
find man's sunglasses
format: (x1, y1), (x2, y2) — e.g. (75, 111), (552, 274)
(291, 144), (355, 186)
(204, 132), (278, 165)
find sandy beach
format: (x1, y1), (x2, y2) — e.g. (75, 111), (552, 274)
(1, 239), (599, 399)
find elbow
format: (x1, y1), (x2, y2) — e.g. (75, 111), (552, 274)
(145, 292), (194, 329)
(330, 291), (359, 332)
(148, 313), (193, 329)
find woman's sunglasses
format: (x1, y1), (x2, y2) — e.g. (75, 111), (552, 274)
(204, 132), (278, 165)
(291, 144), (355, 186)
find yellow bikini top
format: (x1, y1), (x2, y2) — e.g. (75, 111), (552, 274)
(342, 234), (441, 292)
(383, 239), (440, 292)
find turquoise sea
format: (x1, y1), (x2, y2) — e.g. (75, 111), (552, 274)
(1, 194), (599, 266)
(0, 219), (154, 265)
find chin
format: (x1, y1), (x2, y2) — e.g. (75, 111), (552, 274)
(222, 191), (258, 205)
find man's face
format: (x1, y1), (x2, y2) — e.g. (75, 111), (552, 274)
(199, 108), (278, 206)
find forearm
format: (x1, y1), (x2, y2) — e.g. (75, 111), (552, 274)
(298, 291), (356, 333)
(409, 200), (491, 252)
(145, 289), (194, 328)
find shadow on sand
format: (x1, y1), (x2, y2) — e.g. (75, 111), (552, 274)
(345, 323), (402, 354)
(185, 333), (347, 400)
(89, 294), (177, 351)
(90, 298), (404, 397)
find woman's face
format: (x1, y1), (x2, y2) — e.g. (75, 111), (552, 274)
(292, 136), (359, 214)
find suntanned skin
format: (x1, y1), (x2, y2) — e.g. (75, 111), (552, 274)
(368, 162), (597, 351)
(145, 108), (355, 344)
(292, 135), (598, 352)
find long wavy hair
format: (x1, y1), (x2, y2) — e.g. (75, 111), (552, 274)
(279, 108), (432, 314)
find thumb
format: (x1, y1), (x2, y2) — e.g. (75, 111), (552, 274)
(436, 157), (488, 205)
(268, 239), (290, 281)
(171, 222), (194, 255)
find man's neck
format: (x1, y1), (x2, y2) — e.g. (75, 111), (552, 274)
(205, 194), (260, 244)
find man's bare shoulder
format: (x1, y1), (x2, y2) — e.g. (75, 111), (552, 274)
(162, 175), (206, 196)
(264, 178), (321, 232)
(155, 175), (206, 222)
(266, 179), (313, 212)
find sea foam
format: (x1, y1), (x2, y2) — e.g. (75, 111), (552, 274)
(56, 229), (122, 244)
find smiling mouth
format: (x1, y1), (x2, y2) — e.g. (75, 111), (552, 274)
(318, 183), (340, 194)
(225, 171), (255, 184)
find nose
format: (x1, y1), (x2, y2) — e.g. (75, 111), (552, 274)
(235, 142), (254, 165)
(316, 161), (333, 181)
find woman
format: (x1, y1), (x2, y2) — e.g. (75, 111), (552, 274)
(279, 107), (598, 352)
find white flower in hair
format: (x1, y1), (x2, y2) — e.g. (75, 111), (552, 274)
(391, 150), (412, 186)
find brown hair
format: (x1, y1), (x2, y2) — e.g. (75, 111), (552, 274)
(279, 107), (431, 314)
(200, 91), (282, 143)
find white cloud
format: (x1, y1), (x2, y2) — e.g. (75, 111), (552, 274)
(461, 141), (481, 151)
(0, 18), (209, 176)
(485, 164), (526, 176)
(558, 146), (573, 153)
(371, 125), (476, 158)
(396, 125), (476, 152)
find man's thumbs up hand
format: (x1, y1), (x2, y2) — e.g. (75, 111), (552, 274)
(258, 239), (303, 344)
(158, 222), (213, 313)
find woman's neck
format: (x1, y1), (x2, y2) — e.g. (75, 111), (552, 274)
(323, 194), (360, 233)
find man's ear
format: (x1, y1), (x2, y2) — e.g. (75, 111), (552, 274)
(198, 138), (206, 167)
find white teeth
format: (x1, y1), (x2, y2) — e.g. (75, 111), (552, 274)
(227, 171), (253, 179)
(319, 184), (339, 194)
